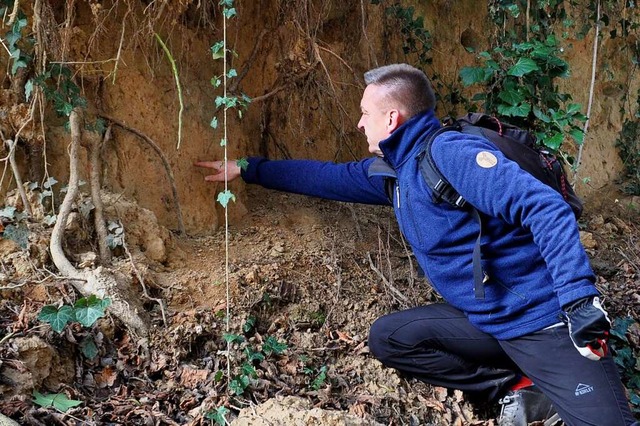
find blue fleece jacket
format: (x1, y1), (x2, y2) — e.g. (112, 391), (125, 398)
(241, 110), (599, 340)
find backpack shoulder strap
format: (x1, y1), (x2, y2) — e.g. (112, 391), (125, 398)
(418, 124), (487, 299)
(418, 126), (468, 208)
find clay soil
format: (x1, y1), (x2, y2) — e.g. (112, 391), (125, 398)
(1, 181), (639, 425)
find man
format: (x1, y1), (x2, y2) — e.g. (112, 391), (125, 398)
(196, 64), (637, 425)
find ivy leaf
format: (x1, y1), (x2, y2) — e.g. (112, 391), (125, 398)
(205, 406), (230, 425)
(32, 391), (82, 412)
(3, 223), (29, 250)
(236, 158), (249, 171)
(38, 305), (74, 333)
(217, 190), (236, 208)
(507, 58), (539, 77)
(229, 375), (250, 395)
(565, 103), (582, 115)
(210, 41), (225, 60)
(0, 206), (17, 219)
(497, 102), (531, 117)
(210, 116), (218, 129)
(79, 336), (99, 359)
(220, 138), (226, 146)
(74, 296), (111, 327)
(227, 69), (237, 78)
(223, 7), (237, 18)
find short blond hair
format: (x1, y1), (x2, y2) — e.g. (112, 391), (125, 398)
(364, 64), (436, 118)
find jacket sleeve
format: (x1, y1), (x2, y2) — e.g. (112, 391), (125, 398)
(430, 133), (598, 308)
(241, 157), (391, 206)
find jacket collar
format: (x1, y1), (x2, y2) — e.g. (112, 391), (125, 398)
(379, 110), (441, 168)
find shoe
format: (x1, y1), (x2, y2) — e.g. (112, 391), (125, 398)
(498, 385), (560, 426)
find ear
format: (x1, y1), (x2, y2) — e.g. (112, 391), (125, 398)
(386, 109), (403, 132)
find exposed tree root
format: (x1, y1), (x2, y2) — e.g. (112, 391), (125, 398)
(97, 114), (186, 235)
(49, 110), (150, 338)
(90, 125), (112, 265)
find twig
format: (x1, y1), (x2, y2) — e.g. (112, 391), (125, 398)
(366, 252), (409, 306)
(229, 29), (267, 94)
(6, 0), (19, 26)
(112, 13), (127, 84)
(5, 139), (32, 217)
(154, 33), (184, 150)
(98, 114), (186, 235)
(122, 233), (167, 327)
(90, 125), (112, 264)
(573, 0), (600, 186)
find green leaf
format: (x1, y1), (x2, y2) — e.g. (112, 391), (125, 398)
(229, 375), (250, 395)
(533, 107), (551, 123)
(205, 406), (230, 425)
(223, 8), (237, 18)
(568, 128), (584, 145)
(263, 336), (288, 355)
(38, 305), (74, 333)
(236, 158), (249, 171)
(210, 116), (218, 129)
(211, 77), (221, 87)
(32, 391), (82, 412)
(80, 336), (99, 359)
(243, 316), (256, 333)
(544, 132), (565, 151)
(43, 177), (58, 189)
(565, 103), (582, 115)
(498, 89), (524, 106)
(459, 66), (489, 86)
(220, 138), (226, 147)
(223, 333), (244, 344)
(241, 363), (257, 378)
(61, 102), (74, 116)
(507, 58), (540, 77)
(210, 41), (225, 60)
(217, 190), (236, 208)
(244, 347), (265, 362)
(0, 206), (17, 219)
(73, 295), (110, 327)
(497, 103), (531, 118)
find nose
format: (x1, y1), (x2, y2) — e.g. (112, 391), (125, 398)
(357, 116), (365, 133)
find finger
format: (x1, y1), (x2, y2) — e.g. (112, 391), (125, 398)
(194, 161), (221, 169)
(204, 174), (225, 182)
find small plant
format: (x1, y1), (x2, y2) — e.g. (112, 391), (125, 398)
(609, 316), (640, 413)
(38, 295), (111, 333)
(0, 1), (32, 75)
(32, 391), (82, 413)
(204, 405), (230, 425)
(220, 330), (288, 396)
(303, 365), (328, 391)
(460, 35), (586, 155)
(616, 91), (640, 195)
(29, 64), (87, 117)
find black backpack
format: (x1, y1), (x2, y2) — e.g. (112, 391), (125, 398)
(417, 113), (583, 299)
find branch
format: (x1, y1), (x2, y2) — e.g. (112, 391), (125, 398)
(573, 0), (600, 186)
(154, 33), (184, 150)
(98, 114), (186, 235)
(90, 125), (112, 264)
(5, 139), (32, 217)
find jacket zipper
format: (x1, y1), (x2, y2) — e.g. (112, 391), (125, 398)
(395, 184), (400, 208)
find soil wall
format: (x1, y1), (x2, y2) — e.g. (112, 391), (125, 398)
(1, 0), (636, 233)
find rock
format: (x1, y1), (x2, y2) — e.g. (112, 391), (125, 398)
(232, 395), (384, 426)
(580, 231), (597, 249)
(0, 413), (20, 426)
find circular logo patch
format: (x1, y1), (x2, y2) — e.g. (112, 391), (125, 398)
(476, 151), (498, 168)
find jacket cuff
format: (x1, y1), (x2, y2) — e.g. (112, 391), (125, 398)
(241, 157), (268, 184)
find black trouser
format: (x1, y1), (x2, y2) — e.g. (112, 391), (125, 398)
(368, 303), (638, 426)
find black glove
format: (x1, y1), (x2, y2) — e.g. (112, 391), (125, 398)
(563, 296), (611, 361)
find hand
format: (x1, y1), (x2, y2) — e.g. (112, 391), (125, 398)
(563, 296), (611, 361)
(194, 160), (242, 182)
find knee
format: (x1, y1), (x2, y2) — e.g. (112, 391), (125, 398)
(368, 315), (394, 363)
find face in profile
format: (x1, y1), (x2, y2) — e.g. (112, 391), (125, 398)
(357, 84), (395, 157)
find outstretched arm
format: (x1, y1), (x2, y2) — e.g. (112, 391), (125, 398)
(196, 157), (390, 206)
